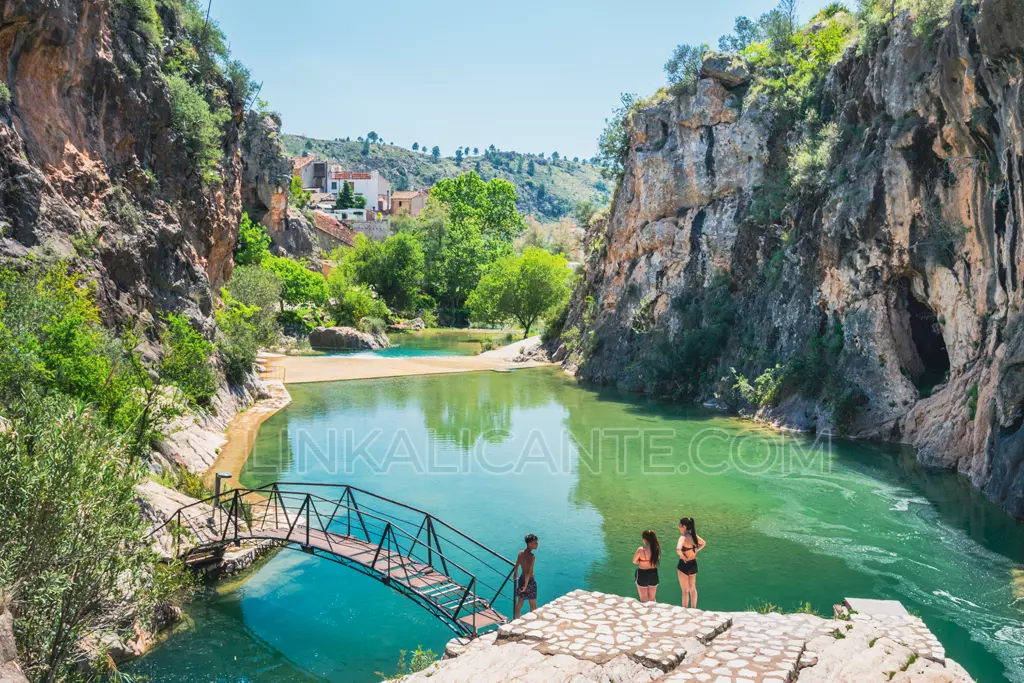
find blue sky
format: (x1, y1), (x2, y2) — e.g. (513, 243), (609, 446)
(210, 0), (833, 159)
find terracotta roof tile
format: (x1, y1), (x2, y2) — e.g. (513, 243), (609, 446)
(311, 211), (356, 247)
(392, 190), (426, 200)
(292, 155), (317, 172)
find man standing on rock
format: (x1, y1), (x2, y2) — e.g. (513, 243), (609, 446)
(513, 533), (539, 619)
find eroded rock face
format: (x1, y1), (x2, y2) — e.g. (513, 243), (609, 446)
(562, 0), (1024, 517)
(241, 111), (292, 245)
(700, 52), (751, 88)
(0, 0), (243, 329)
(309, 326), (390, 351)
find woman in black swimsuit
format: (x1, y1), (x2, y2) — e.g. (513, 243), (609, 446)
(676, 517), (706, 608)
(632, 530), (661, 603)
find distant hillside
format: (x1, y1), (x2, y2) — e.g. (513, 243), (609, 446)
(280, 134), (610, 222)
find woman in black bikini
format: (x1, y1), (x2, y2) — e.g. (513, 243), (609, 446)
(632, 530), (661, 603)
(676, 517), (706, 608)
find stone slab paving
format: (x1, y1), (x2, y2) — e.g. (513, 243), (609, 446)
(496, 590), (730, 671)
(657, 612), (843, 683)
(414, 592), (970, 683)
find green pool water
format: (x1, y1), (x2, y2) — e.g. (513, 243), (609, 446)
(329, 329), (514, 358)
(128, 368), (1024, 682)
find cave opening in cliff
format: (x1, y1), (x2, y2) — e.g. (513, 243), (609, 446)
(905, 288), (950, 395)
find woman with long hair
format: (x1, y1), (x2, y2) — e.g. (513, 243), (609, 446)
(676, 517), (706, 608)
(632, 529), (661, 603)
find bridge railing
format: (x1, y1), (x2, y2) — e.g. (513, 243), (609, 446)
(148, 482), (517, 635)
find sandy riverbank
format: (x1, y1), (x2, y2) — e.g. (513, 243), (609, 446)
(266, 335), (551, 384)
(203, 378), (292, 486)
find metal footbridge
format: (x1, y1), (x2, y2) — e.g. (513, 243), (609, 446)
(149, 482), (516, 637)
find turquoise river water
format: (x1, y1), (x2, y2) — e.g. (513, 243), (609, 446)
(128, 365), (1024, 682)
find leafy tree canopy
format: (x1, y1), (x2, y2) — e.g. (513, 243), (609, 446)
(430, 171), (524, 256)
(235, 212), (271, 266)
(262, 256), (329, 308)
(341, 233), (425, 312)
(467, 247), (572, 338)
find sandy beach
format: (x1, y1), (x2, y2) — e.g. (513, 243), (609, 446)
(203, 379), (292, 486)
(265, 335), (550, 384)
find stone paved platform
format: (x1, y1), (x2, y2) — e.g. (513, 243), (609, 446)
(498, 590), (730, 670)
(398, 591), (973, 683)
(660, 613), (843, 682)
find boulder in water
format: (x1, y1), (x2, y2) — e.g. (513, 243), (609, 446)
(309, 326), (389, 351)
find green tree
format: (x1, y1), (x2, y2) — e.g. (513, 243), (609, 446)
(335, 181), (356, 209)
(342, 233), (425, 311)
(764, 0), (799, 51)
(431, 145), (441, 160)
(412, 142), (419, 150)
(574, 200), (598, 228)
(326, 268), (390, 325)
(367, 131), (379, 143)
(0, 397), (194, 683)
(290, 175), (311, 209)
(263, 256), (329, 309)
(430, 172), (524, 260)
(160, 312), (217, 406)
(235, 212), (271, 266)
(455, 148), (464, 166)
(0, 265), (213, 679)
(224, 264), (283, 345)
(407, 199), (450, 296)
(216, 291), (261, 384)
(436, 220), (485, 314)
(664, 43), (709, 94)
(718, 15), (766, 51)
(164, 73), (230, 184)
(473, 147), (479, 155)
(527, 159), (535, 176)
(467, 247), (571, 338)
(596, 92), (639, 180)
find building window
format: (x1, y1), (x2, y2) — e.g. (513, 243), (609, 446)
(332, 182), (338, 190)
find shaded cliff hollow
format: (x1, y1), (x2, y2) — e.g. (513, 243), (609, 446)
(561, 0), (1024, 517)
(0, 0), (244, 330)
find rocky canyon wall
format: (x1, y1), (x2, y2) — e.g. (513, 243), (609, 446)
(561, 0), (1024, 517)
(0, 0), (247, 333)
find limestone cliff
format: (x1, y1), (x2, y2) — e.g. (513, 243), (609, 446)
(0, 0), (249, 330)
(241, 110), (334, 263)
(561, 0), (1024, 516)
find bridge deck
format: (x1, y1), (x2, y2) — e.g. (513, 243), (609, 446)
(157, 484), (515, 637)
(183, 513), (505, 630)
